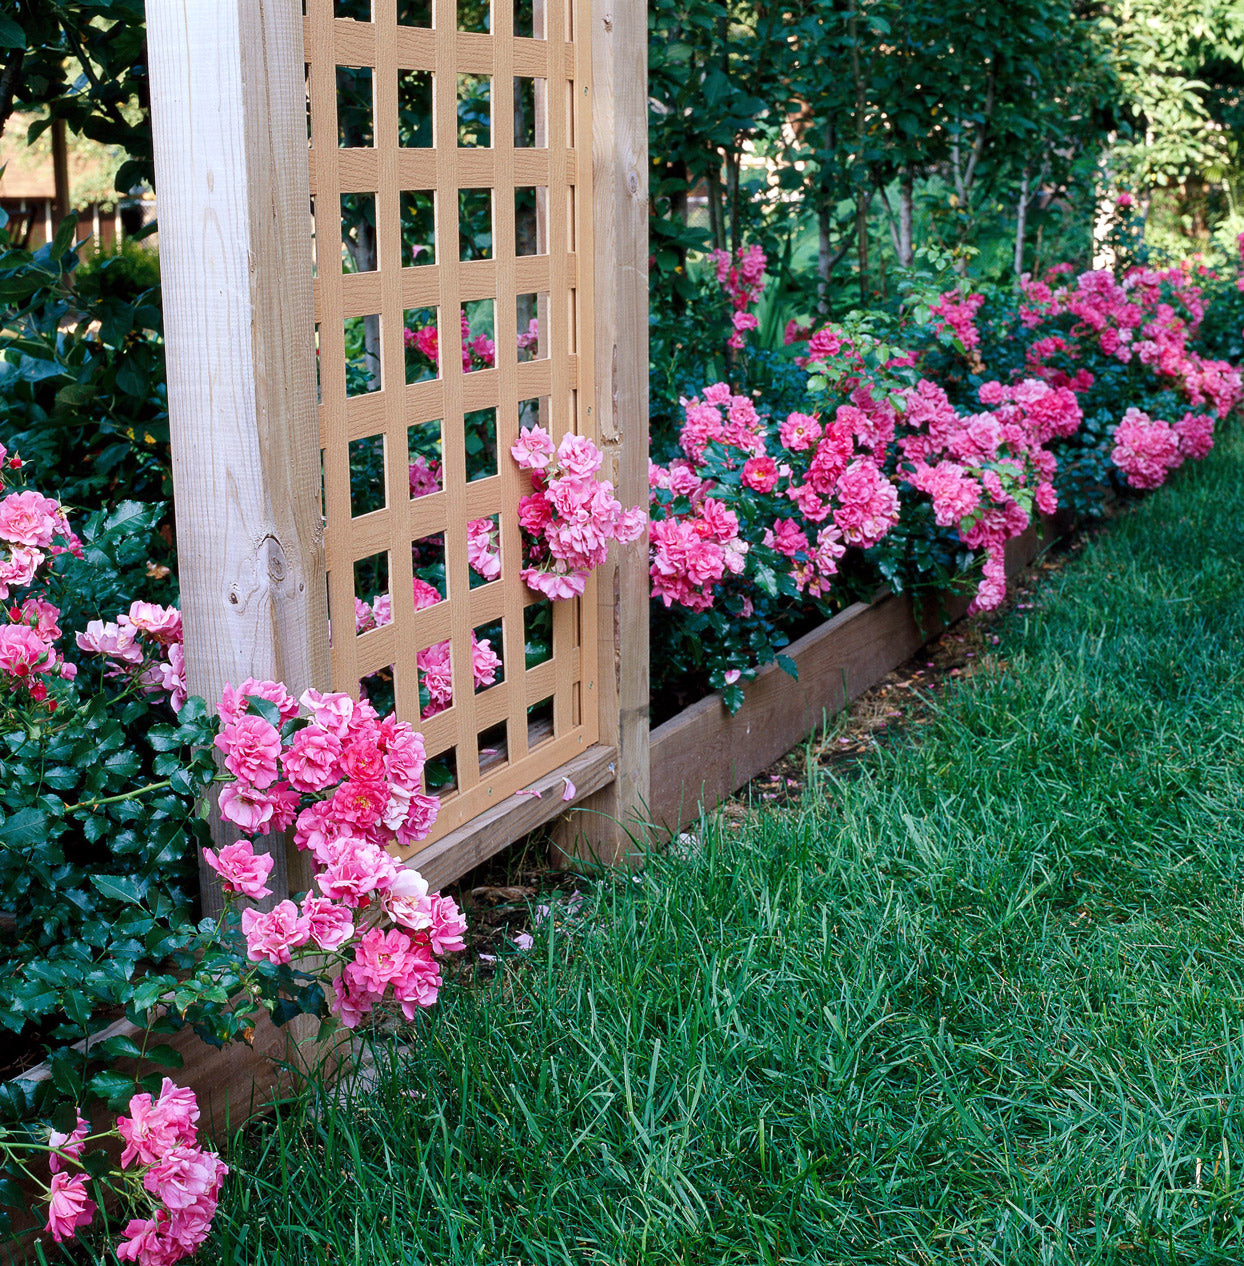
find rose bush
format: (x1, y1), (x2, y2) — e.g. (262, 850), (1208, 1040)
(0, 448), (463, 1254)
(648, 245), (1244, 712)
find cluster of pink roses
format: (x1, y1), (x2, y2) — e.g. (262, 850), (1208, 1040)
(648, 359), (1093, 625)
(404, 312), (546, 377)
(511, 425), (646, 600)
(41, 1080), (224, 1265)
(208, 679), (465, 1026)
(1016, 265), (1242, 428)
(649, 380), (907, 612)
(930, 289), (986, 352)
(77, 601), (187, 710)
(901, 377), (1083, 610)
(713, 244), (767, 350)
(0, 446), (83, 705)
(1109, 406), (1214, 490)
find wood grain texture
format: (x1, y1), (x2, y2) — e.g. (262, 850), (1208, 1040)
(549, 0), (650, 869)
(147, 0), (329, 911)
(648, 522), (1056, 836)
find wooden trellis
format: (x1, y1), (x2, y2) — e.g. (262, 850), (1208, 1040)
(147, 0), (648, 894)
(304, 0), (598, 848)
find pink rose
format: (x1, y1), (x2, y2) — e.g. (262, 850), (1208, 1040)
(429, 893), (468, 954)
(0, 624), (54, 678)
(48, 1111), (89, 1174)
(202, 840), (274, 899)
(142, 1145), (227, 1210)
(394, 791), (440, 846)
(127, 601), (182, 644)
(241, 901), (312, 964)
(297, 688), (356, 737)
(215, 713), (282, 788)
(0, 490), (62, 547)
(76, 619), (144, 665)
(300, 894), (356, 950)
(45, 1172), (95, 1243)
(282, 725), (343, 793)
(511, 425), (557, 470)
(741, 456), (779, 494)
(555, 433), (604, 478)
(380, 867), (433, 931)
(118, 1078), (200, 1168)
(217, 782), (279, 834)
(317, 836), (398, 905)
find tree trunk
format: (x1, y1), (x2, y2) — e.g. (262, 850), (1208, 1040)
(850, 2), (868, 303)
(898, 168), (914, 268)
(818, 199), (833, 314)
(725, 149), (741, 254)
(707, 166), (725, 253)
(856, 187), (869, 303)
(1014, 167), (1031, 277)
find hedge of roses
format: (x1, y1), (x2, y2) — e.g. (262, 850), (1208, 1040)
(0, 450), (464, 1255)
(648, 237), (1244, 712)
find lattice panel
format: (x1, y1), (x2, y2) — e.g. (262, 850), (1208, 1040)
(304, 0), (597, 850)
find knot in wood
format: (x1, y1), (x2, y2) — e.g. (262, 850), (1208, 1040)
(263, 535), (288, 585)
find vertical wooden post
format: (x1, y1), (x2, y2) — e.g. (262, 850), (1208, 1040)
(551, 0), (650, 868)
(147, 0), (329, 908)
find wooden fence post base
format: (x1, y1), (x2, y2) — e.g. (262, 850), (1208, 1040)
(550, 0), (650, 870)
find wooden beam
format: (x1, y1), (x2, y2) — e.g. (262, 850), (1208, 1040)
(146, 0), (330, 911)
(550, 0), (650, 870)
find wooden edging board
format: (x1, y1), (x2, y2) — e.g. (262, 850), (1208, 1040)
(646, 520), (1061, 837)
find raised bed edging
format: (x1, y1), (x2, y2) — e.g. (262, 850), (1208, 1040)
(647, 520), (1063, 837)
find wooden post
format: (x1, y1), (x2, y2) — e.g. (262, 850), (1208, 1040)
(146, 0), (329, 910)
(551, 0), (650, 869)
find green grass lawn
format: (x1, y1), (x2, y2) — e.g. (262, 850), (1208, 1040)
(198, 428), (1244, 1265)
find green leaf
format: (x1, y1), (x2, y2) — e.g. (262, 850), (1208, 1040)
(90, 874), (146, 905)
(245, 695), (282, 727)
(87, 1069), (139, 1109)
(0, 807), (48, 848)
(0, 17), (24, 49)
(776, 654), (799, 681)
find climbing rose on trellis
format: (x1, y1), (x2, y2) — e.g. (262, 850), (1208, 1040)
(510, 426), (646, 600)
(210, 681), (465, 1027)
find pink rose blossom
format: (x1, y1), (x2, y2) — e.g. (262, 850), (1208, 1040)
(215, 713), (282, 788)
(118, 1079), (200, 1169)
(511, 426), (557, 470)
(48, 1111), (90, 1175)
(241, 901), (312, 965)
(217, 782), (278, 834)
(0, 490), (61, 547)
(202, 840), (274, 899)
(45, 1171), (95, 1243)
(300, 894), (356, 950)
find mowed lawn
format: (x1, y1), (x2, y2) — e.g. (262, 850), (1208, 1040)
(188, 427), (1244, 1266)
